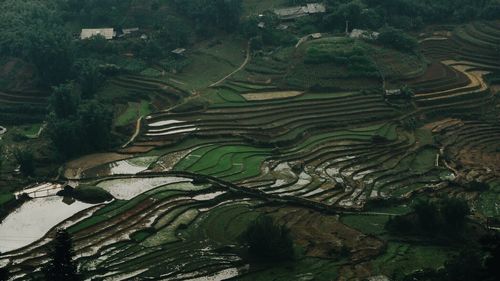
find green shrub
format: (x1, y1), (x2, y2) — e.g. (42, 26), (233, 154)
(73, 186), (113, 204)
(14, 149), (35, 176)
(377, 27), (418, 52)
(241, 215), (294, 261)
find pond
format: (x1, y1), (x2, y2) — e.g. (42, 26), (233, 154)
(97, 176), (192, 200)
(0, 196), (95, 253)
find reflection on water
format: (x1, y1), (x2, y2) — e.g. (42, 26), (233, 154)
(0, 196), (94, 253)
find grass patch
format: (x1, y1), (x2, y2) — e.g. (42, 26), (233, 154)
(115, 100), (152, 127)
(370, 242), (454, 278)
(17, 123), (42, 139)
(410, 148), (438, 174)
(478, 181), (500, 219)
(0, 192), (15, 206)
(340, 214), (390, 236)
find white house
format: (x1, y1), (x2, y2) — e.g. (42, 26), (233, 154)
(350, 29), (380, 40)
(80, 28), (116, 40)
(274, 3), (326, 20)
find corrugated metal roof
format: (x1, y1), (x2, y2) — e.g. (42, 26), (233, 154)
(274, 3), (326, 19)
(80, 28), (115, 40)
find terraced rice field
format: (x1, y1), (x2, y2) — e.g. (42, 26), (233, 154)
(2, 20), (500, 280)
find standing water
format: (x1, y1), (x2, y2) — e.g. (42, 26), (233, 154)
(0, 196), (95, 253)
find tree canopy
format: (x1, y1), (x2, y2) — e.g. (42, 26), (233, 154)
(42, 229), (81, 281)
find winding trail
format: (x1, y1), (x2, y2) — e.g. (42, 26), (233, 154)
(209, 41), (251, 88)
(122, 116), (143, 148)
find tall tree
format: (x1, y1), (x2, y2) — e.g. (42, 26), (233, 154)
(42, 229), (81, 281)
(0, 266), (9, 281)
(14, 149), (35, 176)
(242, 215), (294, 261)
(49, 83), (80, 119)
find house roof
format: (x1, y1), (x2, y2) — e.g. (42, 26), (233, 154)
(311, 33), (322, 39)
(274, 3), (326, 19)
(80, 28), (115, 40)
(306, 3), (326, 14)
(172, 48), (186, 55)
(274, 6), (307, 19)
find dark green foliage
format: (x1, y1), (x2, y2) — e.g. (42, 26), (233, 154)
(377, 27), (418, 52)
(0, 0), (74, 86)
(402, 244), (498, 281)
(443, 248), (484, 281)
(440, 198), (470, 232)
(362, 0), (499, 28)
(173, 0), (243, 32)
(49, 84), (80, 119)
(322, 0), (498, 32)
(413, 199), (440, 232)
(42, 229), (81, 281)
(14, 149), (35, 176)
(47, 118), (82, 159)
(402, 234), (500, 281)
(0, 104), (47, 125)
(77, 100), (113, 151)
(64, 0), (132, 26)
(0, 267), (9, 281)
(482, 234), (500, 281)
(73, 59), (105, 99)
(386, 198), (471, 238)
(241, 215), (294, 261)
(48, 99), (113, 159)
(401, 117), (418, 131)
(72, 186), (114, 204)
(466, 181), (489, 191)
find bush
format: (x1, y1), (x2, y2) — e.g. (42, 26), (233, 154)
(385, 198), (471, 238)
(466, 181), (489, 191)
(72, 186), (113, 204)
(377, 27), (418, 52)
(14, 149), (35, 176)
(241, 215), (294, 261)
(440, 198), (470, 232)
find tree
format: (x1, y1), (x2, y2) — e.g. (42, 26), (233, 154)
(49, 84), (80, 119)
(443, 248), (484, 281)
(73, 59), (105, 98)
(42, 229), (81, 281)
(48, 98), (113, 159)
(377, 26), (418, 52)
(0, 267), (9, 281)
(173, 0), (243, 32)
(47, 118), (82, 159)
(241, 215), (294, 261)
(77, 100), (113, 152)
(0, 0), (74, 87)
(14, 149), (35, 176)
(440, 198), (470, 232)
(413, 199), (440, 232)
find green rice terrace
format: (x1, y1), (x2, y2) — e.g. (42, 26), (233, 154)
(0, 1), (500, 280)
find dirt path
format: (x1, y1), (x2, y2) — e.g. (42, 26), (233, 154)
(123, 116), (143, 148)
(209, 41), (251, 87)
